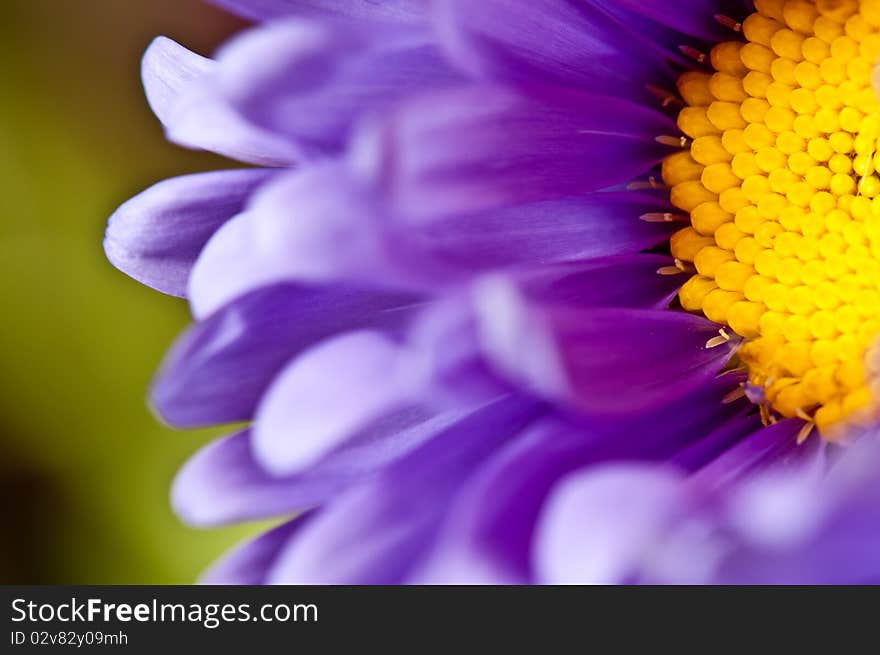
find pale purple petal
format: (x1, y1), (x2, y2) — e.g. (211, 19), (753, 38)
(173, 406), (470, 526)
(534, 465), (688, 584)
(414, 375), (755, 583)
(266, 395), (542, 584)
(200, 518), (309, 585)
(187, 165), (395, 319)
(252, 331), (427, 476)
(104, 169), (275, 296)
(152, 282), (424, 427)
(715, 437), (880, 584)
(529, 434), (880, 585)
(194, 168), (680, 311)
(216, 19), (461, 154)
(142, 36), (299, 165)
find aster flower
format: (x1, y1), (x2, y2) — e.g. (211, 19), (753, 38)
(106, 0), (880, 584)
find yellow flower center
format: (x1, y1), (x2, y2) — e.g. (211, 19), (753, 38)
(666, 0), (880, 437)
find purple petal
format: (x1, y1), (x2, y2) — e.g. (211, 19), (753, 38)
(693, 418), (818, 490)
(216, 19), (461, 154)
(142, 36), (211, 121)
(667, 435), (880, 584)
(434, 0), (673, 102)
(152, 282), (424, 427)
(351, 84), (676, 220)
(252, 331), (426, 476)
(670, 407), (772, 473)
(104, 169), (274, 296)
(208, 0), (426, 22)
(266, 395), (542, 584)
(715, 438), (880, 584)
(193, 167), (679, 311)
(593, 0), (749, 41)
(400, 194), (680, 276)
(531, 426), (880, 585)
(534, 465), (688, 584)
(413, 418), (576, 584)
(409, 253), (692, 413)
(173, 406), (468, 526)
(142, 36), (299, 166)
(414, 374), (755, 583)
(188, 165), (396, 319)
(473, 279), (738, 415)
(512, 253), (685, 310)
(199, 518), (309, 585)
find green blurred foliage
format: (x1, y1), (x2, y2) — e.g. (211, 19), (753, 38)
(0, 0), (266, 583)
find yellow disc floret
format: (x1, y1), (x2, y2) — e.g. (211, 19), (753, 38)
(668, 0), (880, 437)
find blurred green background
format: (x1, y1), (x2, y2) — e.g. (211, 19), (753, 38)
(0, 0), (262, 583)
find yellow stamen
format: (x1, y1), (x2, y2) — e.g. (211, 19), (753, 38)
(667, 0), (880, 438)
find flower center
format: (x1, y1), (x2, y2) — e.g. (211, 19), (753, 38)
(666, 0), (880, 436)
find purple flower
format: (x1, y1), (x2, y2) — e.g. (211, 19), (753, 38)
(106, 0), (880, 584)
